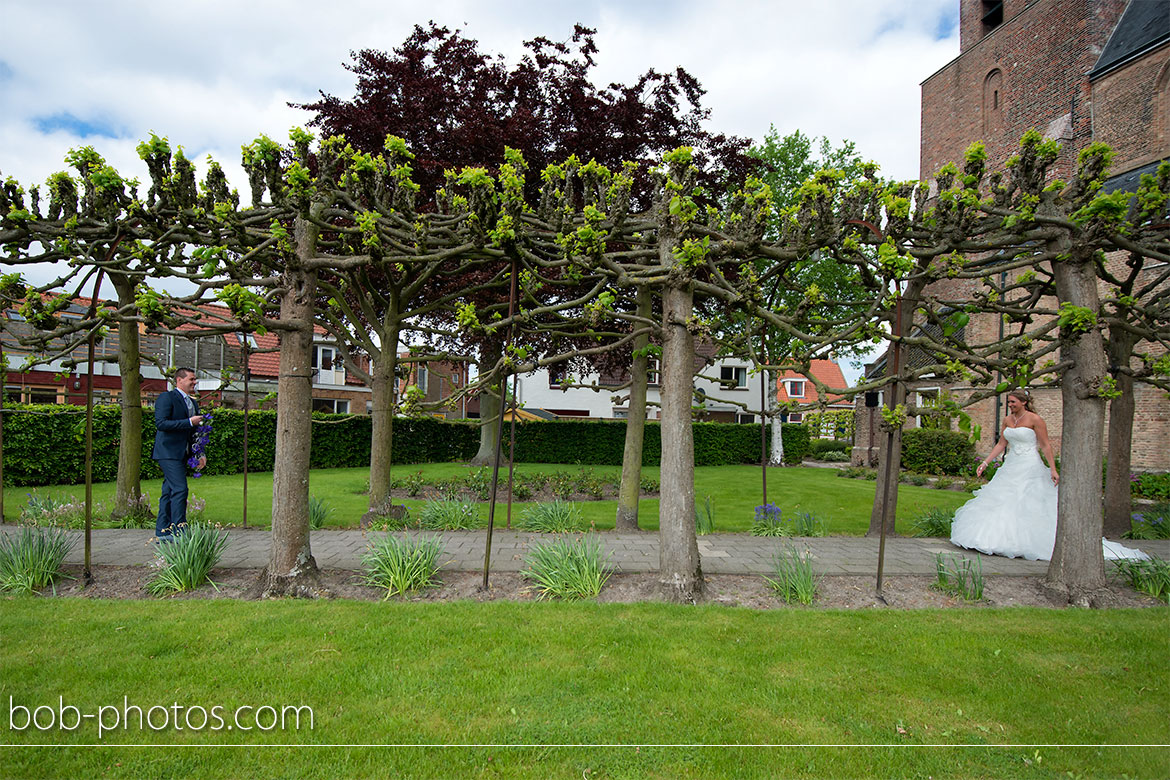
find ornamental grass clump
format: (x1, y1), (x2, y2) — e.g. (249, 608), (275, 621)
(932, 552), (984, 601)
(417, 499), (481, 530)
(146, 524), (228, 596)
(308, 495), (335, 530)
(694, 495), (715, 535)
(910, 506), (956, 537)
(518, 500), (585, 533)
(523, 535), (613, 600)
(362, 534), (444, 598)
(763, 545), (820, 605)
(1111, 555), (1170, 603)
(0, 525), (75, 594)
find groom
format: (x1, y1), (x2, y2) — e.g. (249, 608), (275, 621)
(152, 367), (205, 540)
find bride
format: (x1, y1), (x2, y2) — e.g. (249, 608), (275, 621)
(949, 389), (1148, 561)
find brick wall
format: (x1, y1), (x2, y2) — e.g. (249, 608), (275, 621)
(924, 0), (1127, 180)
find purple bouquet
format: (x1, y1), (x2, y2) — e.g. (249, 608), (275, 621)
(187, 411), (213, 478)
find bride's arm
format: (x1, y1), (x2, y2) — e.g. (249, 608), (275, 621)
(1034, 415), (1060, 485)
(976, 423), (1010, 476)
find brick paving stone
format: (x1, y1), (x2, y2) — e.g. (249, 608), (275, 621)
(5, 526), (1167, 576)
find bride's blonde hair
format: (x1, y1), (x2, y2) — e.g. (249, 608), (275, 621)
(1008, 389), (1035, 412)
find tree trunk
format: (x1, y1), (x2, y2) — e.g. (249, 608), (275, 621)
(616, 287), (652, 531)
(367, 326), (399, 510)
(109, 274), (143, 520)
(1046, 254), (1109, 606)
(257, 215), (323, 598)
(1103, 330), (1138, 539)
(866, 282), (923, 538)
(866, 384), (904, 537)
(659, 280), (703, 602)
(470, 342), (504, 466)
(768, 370), (785, 466)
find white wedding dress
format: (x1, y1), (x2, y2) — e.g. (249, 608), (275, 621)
(950, 426), (1149, 561)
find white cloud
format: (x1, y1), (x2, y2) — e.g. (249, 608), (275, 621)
(2, 0), (960, 292)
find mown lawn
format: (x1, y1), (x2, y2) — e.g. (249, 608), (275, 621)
(4, 463), (971, 535)
(1, 600), (1166, 778)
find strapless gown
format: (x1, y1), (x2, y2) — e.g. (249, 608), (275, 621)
(949, 426), (1149, 561)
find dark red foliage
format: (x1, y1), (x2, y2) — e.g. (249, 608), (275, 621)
(294, 22), (754, 206)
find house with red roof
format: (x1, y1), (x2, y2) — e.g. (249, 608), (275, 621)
(2, 298), (372, 413)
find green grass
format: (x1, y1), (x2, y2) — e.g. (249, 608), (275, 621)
(3, 464), (971, 536)
(0, 600), (1166, 777)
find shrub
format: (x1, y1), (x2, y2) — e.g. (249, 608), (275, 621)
(901, 429), (975, 475)
(146, 524), (228, 596)
(763, 545), (820, 605)
(0, 525), (75, 594)
(416, 500), (481, 531)
(809, 439), (849, 456)
(934, 476), (954, 490)
(523, 535), (613, 600)
(1132, 473), (1170, 501)
(1111, 555), (1170, 603)
(910, 507), (955, 537)
(639, 476), (660, 494)
(905, 473), (928, 486)
(932, 553), (984, 601)
(308, 495), (334, 530)
(818, 451), (851, 463)
(694, 495), (715, 535)
(1125, 503), (1170, 540)
(362, 534), (444, 597)
(518, 500), (585, 533)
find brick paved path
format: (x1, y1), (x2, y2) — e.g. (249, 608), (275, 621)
(5, 525), (1165, 576)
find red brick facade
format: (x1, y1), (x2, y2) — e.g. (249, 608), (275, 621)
(905, 0), (1170, 472)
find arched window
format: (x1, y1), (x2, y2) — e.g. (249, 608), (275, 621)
(983, 69), (1004, 135)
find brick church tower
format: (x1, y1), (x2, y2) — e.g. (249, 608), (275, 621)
(853, 0), (1168, 470)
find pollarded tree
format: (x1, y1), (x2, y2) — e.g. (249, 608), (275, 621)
(0, 144), (199, 520)
(298, 23), (755, 468)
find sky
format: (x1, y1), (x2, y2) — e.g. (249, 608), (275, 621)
(0, 0), (962, 381)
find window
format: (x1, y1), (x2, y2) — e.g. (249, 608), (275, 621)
(737, 413), (756, 424)
(548, 366), (566, 388)
(784, 379), (806, 399)
(312, 398), (350, 414)
(788, 412), (803, 423)
(720, 365), (747, 389)
(647, 358), (661, 387)
(981, 0), (1003, 35)
(312, 345), (344, 385)
(983, 69), (1004, 134)
(416, 366), (428, 395)
(612, 408), (629, 419)
(235, 333), (258, 349)
(6, 386), (60, 404)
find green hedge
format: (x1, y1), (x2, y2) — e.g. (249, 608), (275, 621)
(510, 420), (807, 467)
(1, 405), (807, 486)
(900, 428), (975, 475)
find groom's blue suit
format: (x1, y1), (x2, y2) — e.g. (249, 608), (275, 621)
(153, 388), (199, 539)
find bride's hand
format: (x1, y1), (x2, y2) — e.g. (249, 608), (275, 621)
(1051, 470), (1060, 486)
